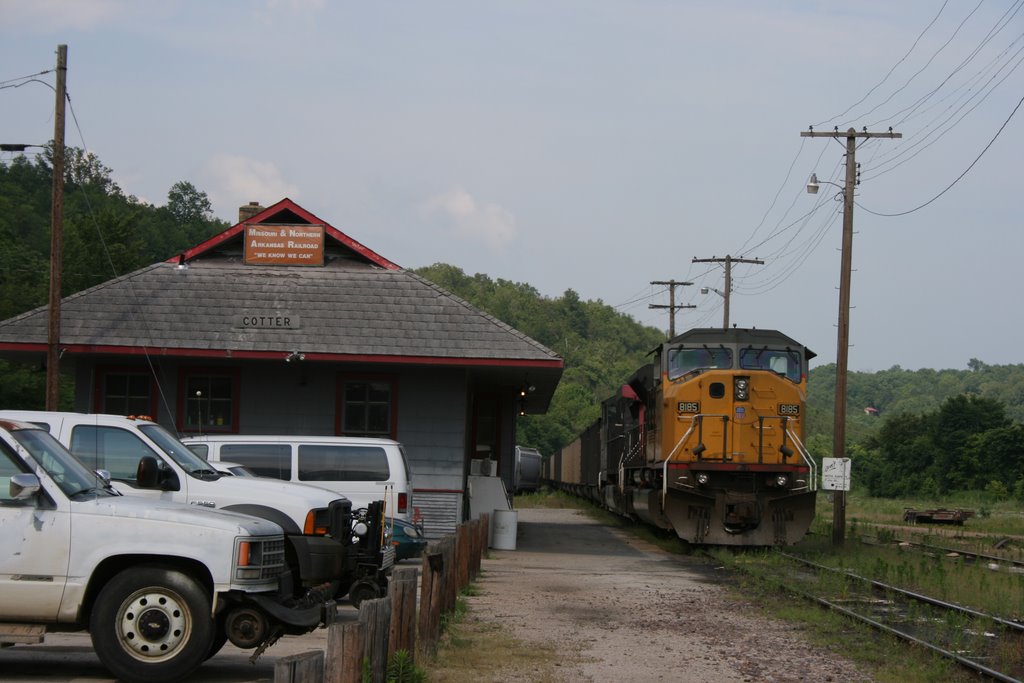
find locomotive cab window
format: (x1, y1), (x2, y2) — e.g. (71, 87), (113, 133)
(739, 348), (802, 383)
(667, 348), (732, 380)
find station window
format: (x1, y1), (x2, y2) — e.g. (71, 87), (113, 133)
(178, 368), (239, 433)
(337, 376), (397, 439)
(95, 369), (157, 417)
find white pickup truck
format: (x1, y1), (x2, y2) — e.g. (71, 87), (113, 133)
(0, 418), (297, 682)
(0, 411), (394, 612)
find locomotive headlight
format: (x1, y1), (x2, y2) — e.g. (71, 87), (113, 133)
(734, 377), (750, 401)
(775, 475), (789, 488)
(696, 473), (710, 486)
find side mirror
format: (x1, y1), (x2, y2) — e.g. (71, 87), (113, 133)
(95, 469), (112, 485)
(136, 455), (160, 488)
(10, 473), (41, 500)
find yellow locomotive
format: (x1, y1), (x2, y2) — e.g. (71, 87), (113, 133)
(548, 327), (817, 546)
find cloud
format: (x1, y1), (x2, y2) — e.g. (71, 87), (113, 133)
(201, 154), (300, 218)
(420, 187), (517, 250)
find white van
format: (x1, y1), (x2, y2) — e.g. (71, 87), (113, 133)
(182, 435), (415, 522)
(0, 410), (396, 607)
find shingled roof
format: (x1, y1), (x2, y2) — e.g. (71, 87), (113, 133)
(0, 198), (563, 407)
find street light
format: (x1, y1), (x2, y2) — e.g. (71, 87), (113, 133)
(807, 173), (845, 197)
(700, 287), (729, 329)
(701, 287), (729, 329)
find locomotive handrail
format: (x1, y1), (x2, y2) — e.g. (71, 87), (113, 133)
(617, 437), (644, 494)
(671, 413), (730, 461)
(660, 414), (818, 498)
(661, 413), (731, 504)
(785, 427), (818, 491)
(661, 419), (700, 502)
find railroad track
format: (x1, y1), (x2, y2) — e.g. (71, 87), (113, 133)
(776, 551), (1024, 682)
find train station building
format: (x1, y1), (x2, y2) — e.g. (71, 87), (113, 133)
(0, 198), (564, 534)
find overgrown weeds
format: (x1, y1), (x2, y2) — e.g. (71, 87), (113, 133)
(421, 583), (565, 682)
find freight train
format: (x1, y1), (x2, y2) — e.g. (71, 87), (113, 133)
(544, 327), (817, 546)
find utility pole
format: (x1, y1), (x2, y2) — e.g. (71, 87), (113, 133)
(649, 279), (694, 338)
(46, 44), (67, 411)
(691, 255), (763, 329)
(802, 126), (900, 545)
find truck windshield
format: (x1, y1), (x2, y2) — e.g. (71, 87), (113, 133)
(138, 424), (220, 476)
(667, 347), (733, 380)
(11, 428), (113, 498)
(738, 348), (803, 383)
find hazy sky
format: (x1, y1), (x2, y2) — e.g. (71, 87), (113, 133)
(2, 1), (1021, 372)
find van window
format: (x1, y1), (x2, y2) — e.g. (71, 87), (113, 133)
(220, 444), (292, 479)
(298, 445), (390, 482)
(69, 425), (159, 481)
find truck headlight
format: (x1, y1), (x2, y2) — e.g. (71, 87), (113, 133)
(303, 509), (331, 536)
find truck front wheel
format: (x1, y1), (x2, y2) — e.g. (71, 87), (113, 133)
(90, 566), (213, 683)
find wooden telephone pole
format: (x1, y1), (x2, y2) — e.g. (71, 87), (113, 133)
(691, 255), (763, 329)
(801, 127), (901, 545)
(46, 44), (67, 410)
(649, 280), (694, 338)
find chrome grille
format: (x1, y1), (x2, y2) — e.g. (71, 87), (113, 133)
(258, 538), (287, 579)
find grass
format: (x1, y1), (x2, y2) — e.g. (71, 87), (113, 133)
(803, 493), (1024, 619)
(839, 489), (1024, 537)
(421, 590), (568, 682)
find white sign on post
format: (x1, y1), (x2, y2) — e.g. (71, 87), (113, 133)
(821, 457), (851, 491)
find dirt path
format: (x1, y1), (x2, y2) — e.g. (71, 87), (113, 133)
(464, 507), (874, 682)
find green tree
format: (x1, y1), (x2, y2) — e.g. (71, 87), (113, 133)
(167, 181), (213, 225)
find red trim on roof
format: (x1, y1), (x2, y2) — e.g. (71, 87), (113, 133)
(168, 198), (400, 271)
(0, 342), (563, 369)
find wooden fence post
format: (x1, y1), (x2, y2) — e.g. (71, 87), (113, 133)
(475, 513), (490, 576)
(273, 650), (323, 683)
(325, 622), (365, 683)
(440, 535), (457, 614)
(359, 596), (391, 683)
(388, 566), (418, 662)
(418, 548), (444, 655)
(455, 523), (470, 591)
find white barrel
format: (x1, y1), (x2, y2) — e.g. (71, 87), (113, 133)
(491, 509), (518, 550)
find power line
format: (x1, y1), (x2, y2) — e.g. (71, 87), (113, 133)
(815, 0), (951, 128)
(859, 89), (1023, 217)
